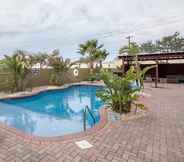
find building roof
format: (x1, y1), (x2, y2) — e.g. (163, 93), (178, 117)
(118, 51), (184, 61)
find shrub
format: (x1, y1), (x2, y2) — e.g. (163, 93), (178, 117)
(85, 73), (101, 82)
(96, 68), (141, 114)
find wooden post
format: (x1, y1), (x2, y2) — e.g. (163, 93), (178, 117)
(122, 58), (125, 75)
(155, 60), (159, 88)
(127, 59), (129, 70)
(136, 62), (140, 87)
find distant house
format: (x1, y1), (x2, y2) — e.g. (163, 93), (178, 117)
(71, 59), (121, 69)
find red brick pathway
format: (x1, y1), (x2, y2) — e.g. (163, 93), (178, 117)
(0, 84), (184, 162)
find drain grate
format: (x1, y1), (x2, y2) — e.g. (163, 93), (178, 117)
(75, 140), (93, 149)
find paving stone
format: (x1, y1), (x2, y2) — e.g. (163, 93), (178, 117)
(0, 83), (183, 162)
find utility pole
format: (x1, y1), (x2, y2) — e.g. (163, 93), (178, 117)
(125, 35), (133, 67)
(126, 35), (133, 48)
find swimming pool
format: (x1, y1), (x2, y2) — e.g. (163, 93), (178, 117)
(0, 85), (104, 137)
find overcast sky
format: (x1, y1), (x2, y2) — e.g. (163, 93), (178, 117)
(0, 0), (184, 60)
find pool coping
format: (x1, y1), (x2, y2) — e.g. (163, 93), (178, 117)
(0, 82), (108, 144)
(0, 81), (105, 100)
(0, 108), (108, 144)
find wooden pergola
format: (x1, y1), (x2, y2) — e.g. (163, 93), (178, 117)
(118, 51), (184, 88)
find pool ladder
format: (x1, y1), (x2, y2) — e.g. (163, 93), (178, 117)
(83, 105), (96, 131)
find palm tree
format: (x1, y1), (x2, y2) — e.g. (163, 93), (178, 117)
(78, 39), (104, 74)
(0, 58), (7, 72)
(4, 50), (33, 92)
(48, 50), (75, 85)
(119, 42), (141, 86)
(96, 49), (109, 68)
(32, 52), (48, 69)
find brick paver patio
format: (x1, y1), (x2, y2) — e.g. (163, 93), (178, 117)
(0, 83), (184, 162)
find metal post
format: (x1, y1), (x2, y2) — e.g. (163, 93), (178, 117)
(133, 102), (138, 114)
(83, 107), (86, 131)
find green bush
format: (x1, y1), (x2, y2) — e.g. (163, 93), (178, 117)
(96, 67), (141, 114)
(85, 73), (101, 82)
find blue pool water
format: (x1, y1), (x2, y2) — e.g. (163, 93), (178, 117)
(0, 85), (103, 137)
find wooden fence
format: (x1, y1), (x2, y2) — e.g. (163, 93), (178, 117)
(0, 68), (90, 92)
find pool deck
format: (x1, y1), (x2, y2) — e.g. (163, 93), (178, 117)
(0, 83), (184, 162)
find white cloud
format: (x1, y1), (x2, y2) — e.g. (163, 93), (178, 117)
(0, 0), (184, 59)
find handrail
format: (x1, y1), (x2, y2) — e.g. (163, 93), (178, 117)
(83, 105), (96, 131)
(86, 105), (96, 125)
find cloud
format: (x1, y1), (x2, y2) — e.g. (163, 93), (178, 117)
(0, 0), (184, 59)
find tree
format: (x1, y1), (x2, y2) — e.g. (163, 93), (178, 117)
(119, 45), (129, 55)
(3, 50), (33, 92)
(0, 59), (7, 72)
(140, 41), (156, 53)
(32, 52), (48, 69)
(140, 32), (184, 53)
(48, 50), (74, 85)
(96, 49), (109, 68)
(78, 39), (104, 73)
(159, 32), (184, 52)
(119, 42), (141, 83)
(119, 42), (140, 56)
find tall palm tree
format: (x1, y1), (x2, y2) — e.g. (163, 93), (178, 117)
(96, 49), (109, 68)
(78, 39), (104, 73)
